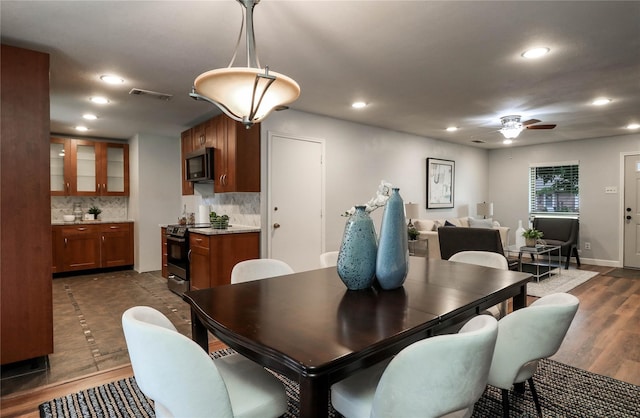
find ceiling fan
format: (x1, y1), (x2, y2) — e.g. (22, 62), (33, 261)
(499, 115), (556, 140)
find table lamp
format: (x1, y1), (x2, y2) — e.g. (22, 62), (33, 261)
(476, 202), (493, 219)
(405, 203), (419, 228)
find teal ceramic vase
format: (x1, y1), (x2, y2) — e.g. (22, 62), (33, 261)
(376, 188), (409, 289)
(337, 206), (378, 290)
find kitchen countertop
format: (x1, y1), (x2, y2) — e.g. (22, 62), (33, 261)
(52, 219), (134, 226)
(188, 225), (261, 235)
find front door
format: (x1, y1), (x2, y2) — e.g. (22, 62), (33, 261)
(268, 133), (324, 272)
(623, 154), (640, 268)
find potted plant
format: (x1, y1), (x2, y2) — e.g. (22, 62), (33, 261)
(522, 228), (543, 247)
(408, 226), (419, 241)
(88, 206), (102, 220)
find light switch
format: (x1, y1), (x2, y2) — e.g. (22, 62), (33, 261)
(605, 186), (617, 194)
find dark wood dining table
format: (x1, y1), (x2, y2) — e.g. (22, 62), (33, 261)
(183, 257), (531, 418)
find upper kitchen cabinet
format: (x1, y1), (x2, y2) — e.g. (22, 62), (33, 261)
(50, 138), (129, 196)
(181, 114), (260, 195)
(215, 116), (260, 193)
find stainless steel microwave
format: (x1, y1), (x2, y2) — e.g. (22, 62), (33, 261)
(185, 147), (214, 182)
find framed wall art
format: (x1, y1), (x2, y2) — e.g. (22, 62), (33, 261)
(426, 158), (454, 209)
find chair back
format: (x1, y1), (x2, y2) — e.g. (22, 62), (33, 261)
(320, 251), (339, 268)
(370, 315), (498, 418)
(231, 258), (294, 284)
(449, 250), (508, 270)
(532, 217), (579, 243)
(438, 226), (504, 260)
(487, 292), (579, 389)
(122, 306), (233, 418)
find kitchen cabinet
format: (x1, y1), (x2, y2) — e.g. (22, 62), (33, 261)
(50, 138), (129, 196)
(2, 45), (53, 365)
(181, 129), (194, 195)
(53, 222), (133, 273)
(188, 231), (260, 290)
(214, 116), (260, 193)
(181, 114), (260, 195)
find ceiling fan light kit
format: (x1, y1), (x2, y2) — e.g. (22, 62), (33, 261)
(190, 0), (300, 128)
(498, 115), (556, 142)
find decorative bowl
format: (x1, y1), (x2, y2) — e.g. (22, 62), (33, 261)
(63, 215), (75, 222)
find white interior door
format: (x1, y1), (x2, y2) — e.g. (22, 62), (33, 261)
(268, 133), (324, 272)
(623, 154), (640, 268)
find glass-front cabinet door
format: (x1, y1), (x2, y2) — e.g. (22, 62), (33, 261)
(50, 137), (70, 195)
(74, 140), (97, 195)
(101, 143), (129, 196)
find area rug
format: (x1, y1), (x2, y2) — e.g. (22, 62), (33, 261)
(39, 349), (640, 418)
(527, 268), (599, 297)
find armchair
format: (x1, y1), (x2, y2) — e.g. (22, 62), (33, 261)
(532, 217), (580, 269)
(438, 226), (504, 260)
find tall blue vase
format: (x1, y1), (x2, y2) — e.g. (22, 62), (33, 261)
(376, 188), (409, 290)
(337, 206), (378, 290)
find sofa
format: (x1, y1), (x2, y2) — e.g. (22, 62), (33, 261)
(413, 217), (510, 259)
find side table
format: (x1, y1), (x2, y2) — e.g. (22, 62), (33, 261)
(505, 244), (562, 282)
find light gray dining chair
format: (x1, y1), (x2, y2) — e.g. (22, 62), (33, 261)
(122, 306), (287, 418)
(449, 250), (509, 318)
(320, 251), (339, 268)
(331, 314), (498, 418)
(230, 258), (294, 284)
(487, 292), (579, 418)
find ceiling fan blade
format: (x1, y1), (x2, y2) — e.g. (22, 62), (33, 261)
(526, 124), (556, 130)
(522, 118), (541, 126)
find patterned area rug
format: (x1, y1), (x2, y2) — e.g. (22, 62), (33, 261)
(527, 268), (599, 297)
(39, 349), (640, 418)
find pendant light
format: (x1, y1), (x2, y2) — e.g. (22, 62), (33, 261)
(190, 0), (300, 128)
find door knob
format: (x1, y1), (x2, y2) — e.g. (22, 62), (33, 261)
(273, 223), (281, 229)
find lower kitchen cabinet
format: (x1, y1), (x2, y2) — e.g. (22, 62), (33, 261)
(188, 231), (259, 290)
(52, 222), (133, 273)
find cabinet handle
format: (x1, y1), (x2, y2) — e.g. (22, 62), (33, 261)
(103, 183), (106, 191)
(66, 182), (70, 194)
(110, 226), (119, 229)
(97, 183), (101, 192)
(64, 238), (68, 247)
(77, 227), (87, 231)
(188, 249), (192, 262)
(102, 235), (105, 242)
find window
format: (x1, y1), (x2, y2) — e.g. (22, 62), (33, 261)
(529, 161), (579, 216)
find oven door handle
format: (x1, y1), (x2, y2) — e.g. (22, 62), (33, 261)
(166, 236), (186, 243)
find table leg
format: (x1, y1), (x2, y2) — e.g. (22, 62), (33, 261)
(513, 283), (527, 311)
(190, 310), (208, 352)
(299, 375), (329, 418)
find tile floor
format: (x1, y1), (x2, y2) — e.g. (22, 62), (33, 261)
(1, 269), (192, 396)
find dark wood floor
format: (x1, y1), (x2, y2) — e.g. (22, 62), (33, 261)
(1, 264), (638, 417)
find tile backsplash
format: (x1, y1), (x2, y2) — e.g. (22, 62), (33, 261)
(182, 189), (261, 227)
(51, 196), (128, 221)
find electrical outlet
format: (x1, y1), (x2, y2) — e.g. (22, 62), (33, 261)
(584, 242), (591, 250)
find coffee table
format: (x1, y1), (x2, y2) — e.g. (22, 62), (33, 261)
(506, 244), (562, 282)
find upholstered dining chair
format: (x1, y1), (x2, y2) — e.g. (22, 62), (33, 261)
(449, 251), (509, 318)
(331, 314), (498, 418)
(487, 292), (579, 418)
(230, 258), (294, 284)
(122, 306), (287, 418)
(320, 251), (339, 268)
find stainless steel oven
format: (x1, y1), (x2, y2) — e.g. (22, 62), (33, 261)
(166, 225), (190, 296)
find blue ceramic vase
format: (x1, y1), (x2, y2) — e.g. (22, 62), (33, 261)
(376, 188), (409, 289)
(337, 206), (378, 290)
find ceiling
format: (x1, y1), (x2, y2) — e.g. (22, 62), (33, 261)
(1, 1), (639, 149)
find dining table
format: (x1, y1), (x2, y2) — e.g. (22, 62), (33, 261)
(183, 256), (532, 418)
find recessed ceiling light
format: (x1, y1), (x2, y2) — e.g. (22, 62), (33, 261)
(100, 74), (125, 84)
(352, 101), (367, 109)
(592, 98), (612, 106)
(446, 127), (458, 132)
(82, 113), (98, 120)
(521, 47), (550, 59)
(503, 139), (513, 145)
(75, 126), (88, 132)
(627, 123), (640, 130)
(90, 96), (110, 104)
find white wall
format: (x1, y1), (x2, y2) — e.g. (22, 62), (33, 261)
(488, 133), (640, 267)
(261, 109), (490, 254)
(129, 133), (182, 272)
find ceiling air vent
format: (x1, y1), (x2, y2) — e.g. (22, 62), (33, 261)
(129, 88), (173, 101)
